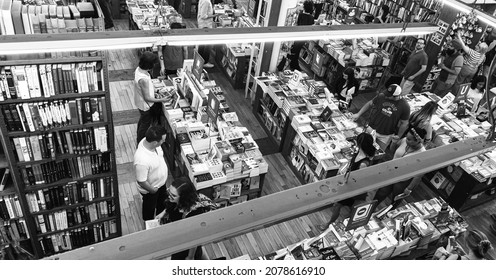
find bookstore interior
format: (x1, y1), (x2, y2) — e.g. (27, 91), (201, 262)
(2, 0), (496, 261)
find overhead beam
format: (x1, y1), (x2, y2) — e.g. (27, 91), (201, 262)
(0, 23), (438, 54)
(46, 136), (495, 260)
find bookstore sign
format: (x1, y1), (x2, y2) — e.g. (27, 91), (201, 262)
(345, 200), (378, 231)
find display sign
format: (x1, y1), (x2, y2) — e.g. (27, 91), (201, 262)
(453, 83), (471, 103)
(289, 70), (303, 86)
(345, 200), (378, 231)
(192, 51), (205, 83)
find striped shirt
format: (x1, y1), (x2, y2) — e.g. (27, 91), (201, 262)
(463, 48), (485, 69)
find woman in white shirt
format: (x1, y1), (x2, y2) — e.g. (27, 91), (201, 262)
(466, 75), (486, 113)
(134, 51), (170, 144)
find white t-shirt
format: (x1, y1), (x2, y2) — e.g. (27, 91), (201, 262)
(134, 139), (168, 194)
(467, 88), (484, 113)
(134, 67), (154, 111)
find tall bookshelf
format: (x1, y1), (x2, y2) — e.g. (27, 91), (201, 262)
(0, 54), (121, 259)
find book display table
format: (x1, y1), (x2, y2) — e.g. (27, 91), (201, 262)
(256, 197), (468, 260)
(154, 71), (268, 208)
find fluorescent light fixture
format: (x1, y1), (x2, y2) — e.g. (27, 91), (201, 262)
(443, 0), (496, 27)
(0, 23), (438, 54)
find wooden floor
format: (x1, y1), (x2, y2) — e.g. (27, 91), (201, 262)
(108, 19), (496, 260)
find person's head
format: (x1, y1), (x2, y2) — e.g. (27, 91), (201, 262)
(465, 230), (492, 259)
(444, 41), (459, 56)
(385, 83), (402, 99)
(168, 177), (198, 210)
(405, 126), (427, 148)
(415, 101), (438, 121)
(356, 132), (376, 157)
(145, 126), (167, 147)
(415, 38), (426, 51)
(379, 5), (389, 19)
(139, 51), (159, 71)
(476, 42), (489, 54)
(470, 75), (486, 91)
(303, 0), (314, 14)
(343, 67), (355, 80)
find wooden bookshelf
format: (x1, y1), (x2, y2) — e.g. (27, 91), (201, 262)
(0, 54), (121, 259)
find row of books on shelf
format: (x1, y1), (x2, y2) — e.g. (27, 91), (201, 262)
(25, 177), (114, 212)
(0, 194), (23, 220)
(20, 152), (112, 186)
(1, 218), (29, 241)
(38, 220), (117, 256)
(0, 63), (104, 101)
(35, 200), (116, 234)
(12, 127), (108, 162)
(2, 97), (108, 133)
(1, 1), (100, 35)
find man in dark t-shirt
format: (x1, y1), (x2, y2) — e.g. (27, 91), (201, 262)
(400, 38), (428, 95)
(352, 84), (410, 150)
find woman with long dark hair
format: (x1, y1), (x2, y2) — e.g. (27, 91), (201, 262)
(156, 178), (218, 260)
(467, 75), (487, 113)
(407, 101), (438, 142)
(335, 67), (359, 108)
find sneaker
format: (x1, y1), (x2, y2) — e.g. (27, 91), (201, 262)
(203, 63), (214, 68)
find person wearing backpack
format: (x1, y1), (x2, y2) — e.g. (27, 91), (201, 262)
(155, 177), (218, 260)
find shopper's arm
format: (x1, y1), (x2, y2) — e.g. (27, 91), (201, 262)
(185, 247), (198, 260)
(135, 164), (157, 194)
(351, 100), (373, 120)
(159, 47), (166, 76)
(396, 119), (409, 138)
(402, 175), (422, 195)
(457, 32), (470, 53)
(138, 79), (169, 102)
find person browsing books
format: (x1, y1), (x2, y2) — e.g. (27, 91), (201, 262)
(373, 126), (427, 209)
(319, 133), (377, 231)
(155, 178), (218, 260)
(159, 22), (188, 77)
(134, 126), (169, 222)
(435, 230), (492, 260)
(466, 75), (486, 113)
(334, 67), (358, 109)
(288, 0), (315, 71)
(405, 101), (438, 142)
(351, 84), (410, 151)
(197, 0), (219, 68)
(433, 43), (463, 97)
(134, 51), (170, 144)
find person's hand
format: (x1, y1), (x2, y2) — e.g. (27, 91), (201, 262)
(160, 67), (166, 77)
(149, 188), (158, 194)
(402, 189), (412, 196)
(351, 113), (359, 121)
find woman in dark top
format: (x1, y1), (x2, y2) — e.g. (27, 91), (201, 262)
(156, 178), (218, 260)
(319, 133), (376, 230)
(335, 67), (358, 108)
(289, 0), (315, 70)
